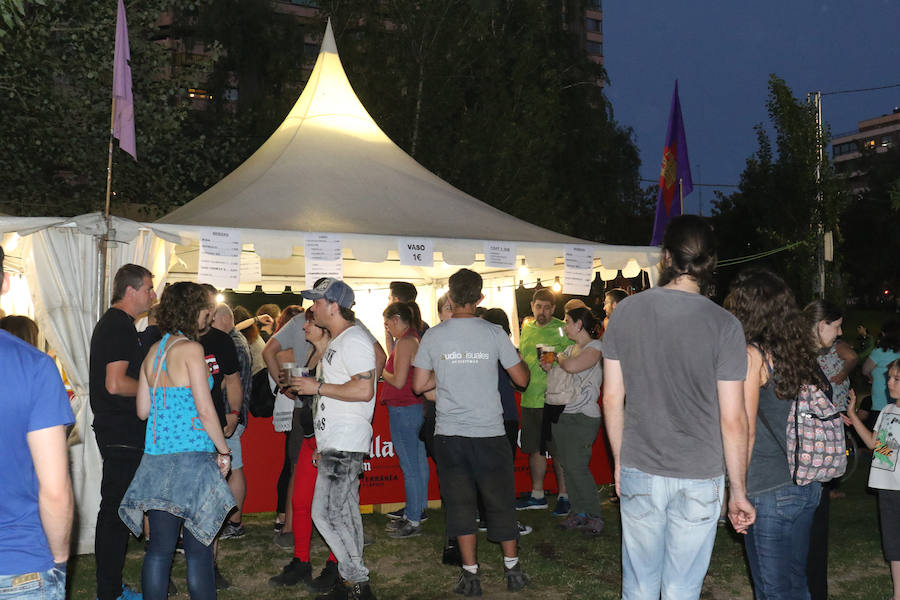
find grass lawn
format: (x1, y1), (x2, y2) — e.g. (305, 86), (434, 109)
(66, 463), (893, 600)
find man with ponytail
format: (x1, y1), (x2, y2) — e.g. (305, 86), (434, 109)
(602, 215), (755, 599)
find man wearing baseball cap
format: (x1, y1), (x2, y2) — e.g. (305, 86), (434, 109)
(292, 278), (377, 600)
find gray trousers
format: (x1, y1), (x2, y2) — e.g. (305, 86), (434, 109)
(311, 450), (369, 583)
(551, 412), (603, 516)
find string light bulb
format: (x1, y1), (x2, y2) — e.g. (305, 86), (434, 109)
(551, 276), (562, 293)
(517, 258), (529, 280)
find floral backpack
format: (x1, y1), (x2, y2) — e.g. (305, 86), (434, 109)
(784, 384), (847, 485)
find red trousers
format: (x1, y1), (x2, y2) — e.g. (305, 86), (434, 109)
(292, 436), (337, 564)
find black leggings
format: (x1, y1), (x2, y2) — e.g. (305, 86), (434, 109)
(276, 432), (291, 514)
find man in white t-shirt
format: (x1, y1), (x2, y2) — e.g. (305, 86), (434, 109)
(293, 278), (376, 600)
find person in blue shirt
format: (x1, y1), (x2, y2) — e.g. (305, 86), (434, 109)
(0, 245), (75, 599)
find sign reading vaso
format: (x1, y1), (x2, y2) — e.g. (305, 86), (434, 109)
(398, 238), (434, 267)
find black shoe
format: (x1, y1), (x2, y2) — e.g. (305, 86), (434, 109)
(315, 580), (348, 600)
(214, 564), (230, 590)
(442, 540), (462, 566)
(307, 560), (340, 594)
(345, 581), (376, 600)
(504, 562), (530, 592)
(453, 569), (482, 596)
(269, 557), (312, 587)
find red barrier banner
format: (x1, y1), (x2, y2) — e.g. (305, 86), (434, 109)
(242, 385), (613, 513)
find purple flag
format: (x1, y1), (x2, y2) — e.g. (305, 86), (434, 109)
(650, 81), (692, 245)
(112, 0), (136, 159)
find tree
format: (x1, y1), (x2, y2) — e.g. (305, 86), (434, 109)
(712, 75), (847, 303)
(839, 146), (900, 304)
(0, 0), (242, 217)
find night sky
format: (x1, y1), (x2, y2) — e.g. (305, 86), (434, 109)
(603, 1), (900, 217)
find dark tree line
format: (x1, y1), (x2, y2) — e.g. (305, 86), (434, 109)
(0, 0), (653, 245)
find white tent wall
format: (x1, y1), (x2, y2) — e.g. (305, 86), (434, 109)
(1, 214), (173, 555)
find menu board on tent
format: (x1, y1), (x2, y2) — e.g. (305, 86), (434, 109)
(305, 234), (343, 284)
(198, 229), (241, 289)
(563, 244), (594, 296)
(398, 238), (434, 267)
(484, 241), (516, 269)
(239, 251), (262, 284)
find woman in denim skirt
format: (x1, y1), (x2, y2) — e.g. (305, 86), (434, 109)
(725, 268), (827, 599)
(119, 282), (236, 600)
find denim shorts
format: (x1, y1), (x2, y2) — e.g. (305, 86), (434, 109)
(119, 452), (236, 546)
(225, 423), (245, 469)
(0, 567), (65, 599)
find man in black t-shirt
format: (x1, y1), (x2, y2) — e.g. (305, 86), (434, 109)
(89, 264), (155, 600)
(198, 284), (241, 589)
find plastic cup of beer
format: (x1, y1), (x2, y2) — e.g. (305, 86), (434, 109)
(280, 362), (297, 385)
(540, 345), (556, 365)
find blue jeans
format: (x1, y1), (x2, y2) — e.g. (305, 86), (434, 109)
(311, 450), (369, 584)
(0, 568), (65, 599)
(745, 483), (821, 600)
(388, 404), (429, 521)
(619, 466), (724, 600)
(143, 510), (215, 600)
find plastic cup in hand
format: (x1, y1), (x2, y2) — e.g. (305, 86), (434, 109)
(280, 362), (297, 385)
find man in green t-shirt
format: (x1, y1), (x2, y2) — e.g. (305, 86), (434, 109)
(516, 288), (573, 514)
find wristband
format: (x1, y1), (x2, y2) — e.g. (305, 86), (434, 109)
(317, 382), (324, 395)
(217, 449), (232, 456)
(230, 409), (240, 416)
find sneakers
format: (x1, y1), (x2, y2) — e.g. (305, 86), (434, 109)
(269, 557), (312, 587)
(386, 507), (428, 522)
(273, 531), (294, 550)
(386, 507), (405, 520)
(552, 496), (571, 517)
(344, 581), (377, 600)
(274, 518), (286, 532)
(387, 520), (422, 538)
(514, 494), (548, 510)
(384, 518), (405, 532)
(454, 569), (482, 597)
(213, 564), (230, 590)
(504, 563), (530, 592)
(220, 520), (246, 540)
(307, 560), (340, 594)
(516, 521), (533, 536)
(109, 585), (142, 600)
(558, 513), (588, 530)
(581, 514), (604, 535)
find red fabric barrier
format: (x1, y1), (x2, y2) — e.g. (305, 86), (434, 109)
(242, 384), (613, 513)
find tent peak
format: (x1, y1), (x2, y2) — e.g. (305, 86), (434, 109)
(322, 18), (337, 55)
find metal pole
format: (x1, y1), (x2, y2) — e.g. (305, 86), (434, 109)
(696, 164), (702, 216)
(807, 90), (825, 299)
(98, 96), (116, 317)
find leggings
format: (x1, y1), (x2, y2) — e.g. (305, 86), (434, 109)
(143, 510), (214, 600)
(292, 436), (338, 564)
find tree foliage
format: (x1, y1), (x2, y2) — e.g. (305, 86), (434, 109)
(0, 0), (649, 244)
(712, 74), (847, 304)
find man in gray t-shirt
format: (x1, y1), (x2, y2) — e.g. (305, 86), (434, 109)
(602, 215), (754, 600)
(412, 268), (531, 595)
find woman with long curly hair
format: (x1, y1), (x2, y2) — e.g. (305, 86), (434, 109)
(725, 267), (824, 599)
(119, 281), (236, 600)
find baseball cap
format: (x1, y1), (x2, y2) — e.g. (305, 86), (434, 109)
(301, 277), (355, 308)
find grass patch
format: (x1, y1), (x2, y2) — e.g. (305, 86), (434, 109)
(67, 468), (891, 599)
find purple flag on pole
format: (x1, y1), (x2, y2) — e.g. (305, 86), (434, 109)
(650, 81), (692, 245)
(112, 0), (136, 159)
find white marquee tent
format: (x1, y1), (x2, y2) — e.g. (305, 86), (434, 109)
(0, 21), (660, 554)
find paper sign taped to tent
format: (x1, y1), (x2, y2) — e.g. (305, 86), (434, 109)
(484, 241), (516, 269)
(198, 229), (241, 288)
(239, 251), (262, 284)
(305, 234), (343, 284)
(563, 245), (594, 296)
(398, 238), (433, 267)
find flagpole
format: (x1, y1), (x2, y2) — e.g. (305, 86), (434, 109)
(679, 178), (684, 215)
(98, 96), (116, 318)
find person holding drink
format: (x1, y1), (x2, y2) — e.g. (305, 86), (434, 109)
(517, 289), (573, 514)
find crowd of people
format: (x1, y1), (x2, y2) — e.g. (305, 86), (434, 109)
(4, 214), (900, 599)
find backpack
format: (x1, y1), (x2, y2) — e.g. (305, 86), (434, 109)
(249, 368), (277, 418)
(785, 384), (847, 485)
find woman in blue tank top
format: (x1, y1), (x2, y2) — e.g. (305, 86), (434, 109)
(119, 282), (236, 600)
(726, 268), (826, 600)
